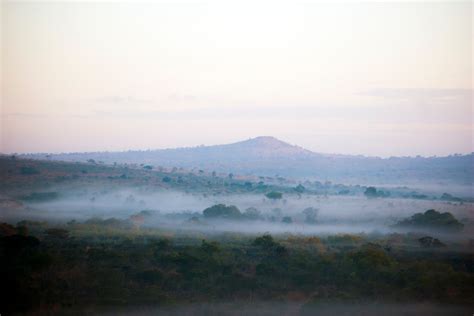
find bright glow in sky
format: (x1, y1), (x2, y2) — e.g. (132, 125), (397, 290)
(1, 1), (472, 156)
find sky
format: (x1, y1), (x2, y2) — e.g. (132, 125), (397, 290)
(1, 1), (472, 157)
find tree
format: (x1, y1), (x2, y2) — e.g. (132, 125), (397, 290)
(364, 187), (378, 198)
(203, 204), (242, 219)
(266, 191), (283, 200)
(302, 207), (319, 224)
(45, 228), (69, 239)
(200, 240), (220, 254)
(394, 209), (464, 232)
(20, 166), (40, 175)
(418, 236), (446, 248)
(282, 216), (293, 224)
(440, 193), (463, 202)
(253, 234), (277, 249)
(243, 207), (261, 220)
(294, 184), (305, 193)
(364, 187), (390, 198)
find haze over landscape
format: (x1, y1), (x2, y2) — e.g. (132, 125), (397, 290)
(1, 1), (473, 315)
(22, 136), (474, 196)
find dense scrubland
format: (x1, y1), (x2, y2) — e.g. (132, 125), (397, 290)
(1, 156), (473, 315)
(2, 221), (474, 315)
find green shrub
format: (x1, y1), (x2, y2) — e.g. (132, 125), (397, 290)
(202, 204), (241, 219)
(266, 191), (283, 200)
(394, 209), (463, 232)
(19, 166), (40, 175)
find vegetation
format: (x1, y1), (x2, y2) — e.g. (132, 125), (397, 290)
(364, 186), (390, 198)
(394, 209), (464, 232)
(243, 207), (262, 220)
(1, 221), (473, 314)
(1, 156), (473, 314)
(20, 191), (59, 202)
(203, 204), (242, 219)
(440, 193), (463, 202)
(2, 156), (469, 203)
(294, 184), (305, 193)
(265, 191), (283, 200)
(302, 207), (318, 224)
(418, 236), (446, 248)
(20, 166), (40, 175)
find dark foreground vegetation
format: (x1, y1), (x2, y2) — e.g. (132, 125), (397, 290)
(1, 220), (473, 315)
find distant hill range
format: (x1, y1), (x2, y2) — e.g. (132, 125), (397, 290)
(19, 136), (474, 187)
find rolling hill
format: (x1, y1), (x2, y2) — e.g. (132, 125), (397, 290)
(18, 136), (474, 189)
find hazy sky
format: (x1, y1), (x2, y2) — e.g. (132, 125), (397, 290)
(1, 1), (472, 157)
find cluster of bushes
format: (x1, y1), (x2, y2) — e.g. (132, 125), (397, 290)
(394, 209), (464, 232)
(19, 191), (59, 202)
(201, 204), (320, 225)
(265, 191), (283, 200)
(19, 166), (40, 175)
(364, 187), (390, 198)
(203, 204), (242, 219)
(440, 193), (464, 202)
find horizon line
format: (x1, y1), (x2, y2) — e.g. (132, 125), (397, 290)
(3, 136), (473, 160)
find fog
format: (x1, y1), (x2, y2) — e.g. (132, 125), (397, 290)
(3, 186), (472, 239)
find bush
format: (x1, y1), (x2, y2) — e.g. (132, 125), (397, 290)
(394, 209), (464, 232)
(294, 184), (305, 193)
(364, 187), (378, 198)
(20, 192), (58, 203)
(202, 204), (242, 219)
(302, 207), (319, 224)
(253, 234), (278, 249)
(20, 166), (40, 175)
(418, 236), (446, 248)
(44, 228), (69, 239)
(364, 187), (389, 198)
(440, 193), (463, 202)
(266, 191), (283, 200)
(243, 207), (261, 220)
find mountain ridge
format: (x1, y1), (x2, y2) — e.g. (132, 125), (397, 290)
(16, 135), (472, 160)
(17, 136), (473, 187)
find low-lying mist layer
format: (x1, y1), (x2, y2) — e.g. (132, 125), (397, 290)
(3, 187), (472, 238)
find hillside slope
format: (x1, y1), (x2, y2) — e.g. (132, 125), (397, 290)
(19, 136), (474, 187)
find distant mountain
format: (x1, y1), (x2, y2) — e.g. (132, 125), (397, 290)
(20, 136), (474, 189)
(212, 136), (315, 158)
